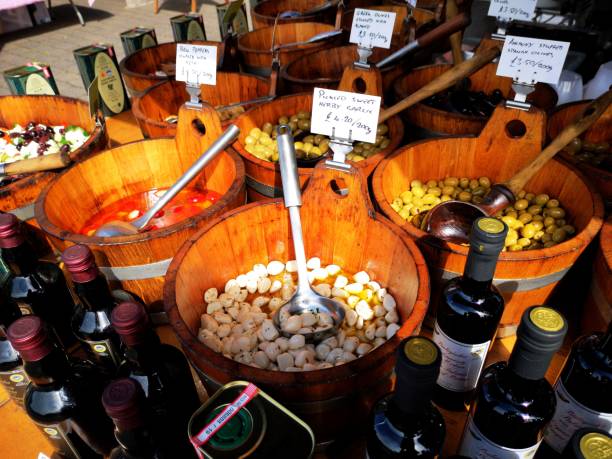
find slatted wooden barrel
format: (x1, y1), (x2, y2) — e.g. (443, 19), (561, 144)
(237, 22), (340, 77)
(132, 72), (272, 139)
(164, 162), (430, 446)
(120, 41), (225, 98)
(252, 0), (340, 29)
(35, 105), (245, 310)
(0, 95), (107, 252)
(372, 105), (604, 337)
(548, 101), (612, 208)
(582, 217), (611, 333)
(393, 62), (558, 138)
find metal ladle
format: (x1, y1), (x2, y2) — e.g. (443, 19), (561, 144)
(279, 0), (335, 19)
(422, 88), (612, 244)
(94, 124), (240, 238)
(272, 125), (345, 342)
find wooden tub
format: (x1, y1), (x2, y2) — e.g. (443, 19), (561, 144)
(582, 217), (611, 334)
(252, 0), (340, 29)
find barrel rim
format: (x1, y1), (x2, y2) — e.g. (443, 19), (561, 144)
(602, 216), (611, 268)
(252, 0), (337, 25)
(163, 197), (430, 385)
(34, 137), (246, 246)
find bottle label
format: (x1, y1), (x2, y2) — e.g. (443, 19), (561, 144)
(460, 415), (542, 458)
(82, 338), (121, 368)
(38, 423), (80, 459)
(25, 73), (55, 95)
(94, 51), (125, 114)
(187, 20), (205, 40)
(543, 379), (612, 453)
(0, 368), (29, 404)
(432, 321), (491, 392)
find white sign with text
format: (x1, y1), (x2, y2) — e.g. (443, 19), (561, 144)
(349, 8), (396, 50)
(407, 0), (417, 8)
(311, 88), (381, 144)
(497, 35), (570, 85)
(175, 44), (217, 86)
(487, 0), (537, 21)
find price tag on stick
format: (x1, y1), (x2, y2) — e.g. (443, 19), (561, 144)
(487, 0), (537, 22)
(349, 8), (396, 50)
(311, 88), (381, 144)
(87, 76), (101, 119)
(175, 44), (217, 86)
(496, 36), (570, 85)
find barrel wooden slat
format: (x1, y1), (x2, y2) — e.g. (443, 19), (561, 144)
(393, 62), (558, 138)
(252, 0), (340, 29)
(35, 105), (245, 309)
(372, 105), (604, 336)
(164, 162), (429, 444)
(582, 217), (611, 333)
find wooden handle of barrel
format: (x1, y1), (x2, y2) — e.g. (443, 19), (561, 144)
(3, 152), (70, 176)
(445, 0), (464, 66)
(505, 89), (612, 195)
(378, 45), (500, 122)
(415, 12), (470, 49)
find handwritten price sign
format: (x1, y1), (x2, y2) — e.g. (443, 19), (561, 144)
(349, 8), (396, 50)
(406, 0), (417, 7)
(487, 0), (537, 21)
(175, 44), (217, 86)
(497, 36), (569, 85)
(311, 88), (381, 144)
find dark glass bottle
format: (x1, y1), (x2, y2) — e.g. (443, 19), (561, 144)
(366, 336), (446, 458)
(103, 378), (166, 459)
(7, 315), (116, 459)
(561, 428), (611, 459)
(112, 301), (200, 458)
(539, 323), (612, 455)
(0, 213), (76, 350)
(432, 216), (507, 411)
(62, 244), (122, 373)
(459, 306), (567, 459)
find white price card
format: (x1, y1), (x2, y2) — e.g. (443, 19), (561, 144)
(311, 88), (381, 144)
(487, 0), (537, 21)
(175, 44), (217, 86)
(349, 8), (396, 50)
(407, 0), (417, 7)
(496, 36), (570, 85)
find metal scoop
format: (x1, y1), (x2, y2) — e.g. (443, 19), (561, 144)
(273, 29), (343, 51)
(94, 125), (240, 238)
(272, 125), (345, 342)
(279, 1), (335, 19)
(422, 88), (612, 244)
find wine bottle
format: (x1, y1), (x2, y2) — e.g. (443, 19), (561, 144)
(103, 378), (166, 459)
(540, 322), (612, 455)
(561, 428), (611, 459)
(366, 336), (446, 458)
(7, 315), (116, 459)
(459, 306), (567, 459)
(112, 301), (200, 458)
(0, 213), (76, 350)
(432, 216), (507, 410)
(62, 244), (122, 373)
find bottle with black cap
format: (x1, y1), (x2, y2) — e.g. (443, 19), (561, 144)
(7, 315), (116, 458)
(432, 216), (508, 410)
(102, 378), (166, 459)
(538, 322), (612, 456)
(561, 428), (611, 459)
(458, 305), (567, 458)
(366, 336), (446, 458)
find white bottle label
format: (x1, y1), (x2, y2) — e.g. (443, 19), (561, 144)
(460, 415), (542, 459)
(543, 379), (612, 453)
(432, 321), (491, 392)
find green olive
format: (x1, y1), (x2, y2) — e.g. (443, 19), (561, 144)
(562, 224), (576, 235)
(377, 124), (388, 135)
(528, 205), (543, 215)
(518, 213), (533, 224)
(278, 116), (289, 125)
(547, 207), (566, 219)
(442, 185), (455, 196)
(444, 177), (459, 187)
(319, 139), (330, 154)
(289, 121), (298, 131)
(262, 122), (273, 135)
(534, 194), (549, 206)
(517, 190), (526, 199)
(479, 177), (491, 188)
(532, 214), (544, 222)
(297, 111), (309, 120)
(552, 228), (567, 243)
(458, 191), (472, 202)
(313, 134), (324, 145)
(428, 187), (442, 197)
(525, 193), (535, 202)
(546, 199), (560, 208)
(459, 178), (470, 189)
(290, 115), (299, 123)
(303, 135), (314, 144)
(379, 138), (390, 149)
(297, 119), (311, 131)
(426, 180), (438, 188)
(566, 137), (582, 153)
(543, 241), (557, 248)
(505, 210), (518, 219)
(543, 217), (555, 227)
(469, 179), (479, 190)
(472, 186), (487, 197)
(556, 218), (567, 227)
(541, 233), (552, 243)
(545, 224), (558, 234)
(515, 199), (529, 210)
(473, 196), (484, 204)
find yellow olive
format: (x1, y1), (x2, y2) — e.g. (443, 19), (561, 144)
(509, 244), (523, 252)
(262, 122), (274, 135)
(428, 187), (442, 197)
(533, 230), (545, 241)
(319, 139), (330, 154)
(518, 238), (531, 247)
(426, 180), (438, 188)
(400, 190), (413, 203)
(411, 180), (423, 188)
(506, 210), (519, 219)
(501, 215), (518, 228)
(521, 224), (537, 239)
(532, 221), (544, 231)
(412, 187), (425, 198)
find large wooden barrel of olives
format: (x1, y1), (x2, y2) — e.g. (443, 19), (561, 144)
(252, 0), (340, 29)
(548, 101), (612, 208)
(582, 217), (611, 334)
(372, 105), (604, 337)
(393, 62), (558, 139)
(132, 72), (272, 139)
(164, 163), (430, 446)
(232, 93), (403, 201)
(35, 106), (245, 310)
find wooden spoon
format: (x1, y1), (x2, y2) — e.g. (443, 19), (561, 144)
(0, 152), (70, 177)
(446, 0), (464, 66)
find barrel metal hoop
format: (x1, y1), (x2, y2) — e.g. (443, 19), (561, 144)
(438, 266), (571, 292)
(99, 258), (173, 281)
(240, 63), (271, 78)
(8, 203), (36, 221)
(246, 175), (283, 198)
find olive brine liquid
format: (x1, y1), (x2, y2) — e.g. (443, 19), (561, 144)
(459, 306), (567, 459)
(432, 217), (507, 410)
(366, 336), (446, 459)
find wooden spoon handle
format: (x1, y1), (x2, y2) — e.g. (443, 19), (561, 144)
(378, 45), (500, 122)
(446, 0), (464, 66)
(2, 152), (70, 176)
(505, 88), (612, 195)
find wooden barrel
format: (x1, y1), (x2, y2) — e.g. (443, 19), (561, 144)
(164, 163), (430, 446)
(132, 72), (271, 139)
(0, 95), (107, 251)
(252, 0), (340, 29)
(237, 22), (340, 77)
(35, 105), (246, 310)
(582, 217), (611, 333)
(119, 41), (224, 98)
(372, 105), (604, 337)
(393, 62), (558, 139)
(548, 101), (612, 208)
(232, 93), (403, 200)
